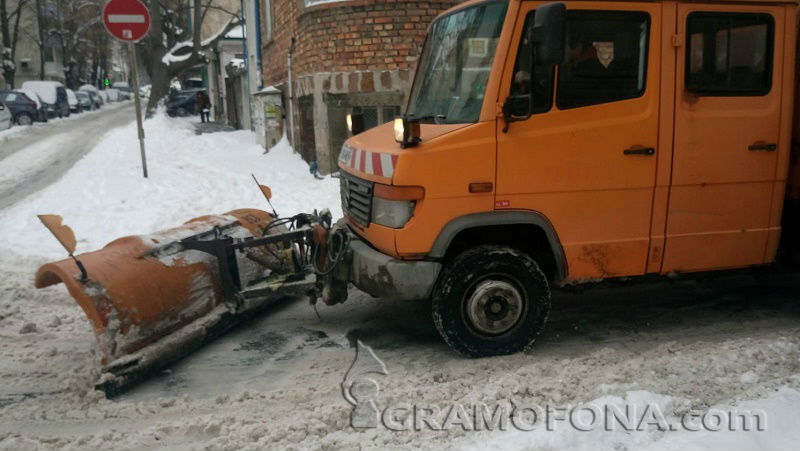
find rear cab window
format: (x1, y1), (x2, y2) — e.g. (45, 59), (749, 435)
(686, 12), (773, 96)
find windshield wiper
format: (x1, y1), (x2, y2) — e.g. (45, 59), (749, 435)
(406, 113), (447, 124)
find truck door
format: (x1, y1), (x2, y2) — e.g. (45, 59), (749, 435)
(663, 5), (785, 272)
(496, 2), (661, 279)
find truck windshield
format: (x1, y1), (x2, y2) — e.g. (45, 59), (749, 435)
(406, 1), (508, 124)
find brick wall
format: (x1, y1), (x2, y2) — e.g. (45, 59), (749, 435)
(261, 0), (463, 88)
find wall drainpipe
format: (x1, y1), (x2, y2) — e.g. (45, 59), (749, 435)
(287, 37), (296, 151)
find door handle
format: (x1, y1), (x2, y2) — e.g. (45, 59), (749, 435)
(623, 146), (655, 156)
(748, 142), (777, 152)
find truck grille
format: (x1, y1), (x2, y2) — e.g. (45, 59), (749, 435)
(340, 172), (373, 227)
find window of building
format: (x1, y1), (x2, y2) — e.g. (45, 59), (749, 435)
(352, 105), (400, 130)
(41, 1), (59, 18)
(382, 105), (400, 122)
(556, 10), (650, 110)
(510, 10), (555, 114)
(263, 0), (274, 41)
(44, 47), (56, 63)
(686, 12), (773, 96)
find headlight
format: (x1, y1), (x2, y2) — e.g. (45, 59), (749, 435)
(370, 183), (424, 229)
(346, 114), (353, 133)
(372, 197), (415, 229)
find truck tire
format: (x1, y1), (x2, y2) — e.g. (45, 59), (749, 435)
(432, 245), (551, 357)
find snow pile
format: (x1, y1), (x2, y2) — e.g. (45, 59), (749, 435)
(0, 111), (341, 259)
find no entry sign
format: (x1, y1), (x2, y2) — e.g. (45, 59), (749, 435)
(103, 0), (151, 42)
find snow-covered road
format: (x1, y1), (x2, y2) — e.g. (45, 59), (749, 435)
(0, 114), (799, 450)
(0, 103), (134, 210)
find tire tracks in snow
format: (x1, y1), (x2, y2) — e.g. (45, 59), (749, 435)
(0, 103), (135, 211)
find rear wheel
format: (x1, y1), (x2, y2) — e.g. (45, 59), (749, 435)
(16, 113), (33, 126)
(432, 245), (551, 357)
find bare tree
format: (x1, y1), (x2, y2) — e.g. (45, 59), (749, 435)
(138, 0), (240, 115)
(1, 0), (30, 88)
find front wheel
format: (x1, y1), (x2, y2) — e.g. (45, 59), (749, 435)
(432, 245), (551, 357)
(16, 113), (33, 126)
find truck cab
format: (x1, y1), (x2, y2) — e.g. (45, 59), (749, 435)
(334, 0), (799, 357)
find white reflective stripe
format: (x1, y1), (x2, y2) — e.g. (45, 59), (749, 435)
(353, 148), (361, 169)
(108, 14), (146, 23)
(364, 150), (373, 174)
(338, 145), (352, 164)
(380, 153), (394, 178)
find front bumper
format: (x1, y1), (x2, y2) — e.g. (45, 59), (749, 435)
(336, 222), (441, 301)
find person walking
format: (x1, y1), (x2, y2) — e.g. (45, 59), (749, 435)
(196, 91), (211, 123)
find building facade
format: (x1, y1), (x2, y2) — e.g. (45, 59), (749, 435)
(1, 0), (65, 88)
(260, 0), (463, 173)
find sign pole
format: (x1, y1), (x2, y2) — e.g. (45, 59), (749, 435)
(128, 42), (147, 178)
(103, 0), (151, 178)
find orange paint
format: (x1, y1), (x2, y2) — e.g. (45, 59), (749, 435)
(339, 0), (800, 281)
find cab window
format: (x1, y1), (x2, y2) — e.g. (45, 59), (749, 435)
(686, 12), (773, 96)
(510, 10), (555, 114)
(556, 10), (650, 109)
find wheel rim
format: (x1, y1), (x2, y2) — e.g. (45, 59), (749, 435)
(464, 277), (525, 336)
(18, 115), (32, 125)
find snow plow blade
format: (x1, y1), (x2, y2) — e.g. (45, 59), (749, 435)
(34, 208), (325, 395)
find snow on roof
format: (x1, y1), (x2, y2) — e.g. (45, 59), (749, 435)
(225, 25), (244, 39)
(78, 84), (98, 93)
(15, 89), (41, 108)
(258, 85), (280, 94)
(20, 80), (63, 104)
(229, 58), (245, 69)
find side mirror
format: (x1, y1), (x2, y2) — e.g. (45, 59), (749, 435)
(531, 2), (566, 65)
(501, 94), (532, 132)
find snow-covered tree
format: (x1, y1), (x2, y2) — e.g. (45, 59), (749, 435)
(137, 0), (241, 115)
(1, 0), (30, 88)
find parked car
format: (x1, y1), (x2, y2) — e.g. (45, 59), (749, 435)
(139, 84), (151, 98)
(182, 77), (204, 89)
(75, 91), (92, 111)
(166, 88), (205, 117)
(105, 88), (120, 102)
(78, 84), (102, 109)
(16, 89), (48, 122)
(112, 82), (131, 100)
(0, 90), (39, 125)
(0, 101), (11, 131)
(66, 89), (81, 113)
(21, 80), (69, 118)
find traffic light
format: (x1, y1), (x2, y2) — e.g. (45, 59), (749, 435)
(104, 78), (110, 87)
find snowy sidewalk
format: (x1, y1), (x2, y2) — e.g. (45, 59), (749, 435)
(0, 112), (341, 258)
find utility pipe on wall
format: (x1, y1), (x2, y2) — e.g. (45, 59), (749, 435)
(287, 37), (296, 150)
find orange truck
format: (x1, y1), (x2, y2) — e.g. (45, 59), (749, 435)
(34, 0), (800, 393)
(335, 0), (800, 356)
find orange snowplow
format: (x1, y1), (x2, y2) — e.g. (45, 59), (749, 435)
(35, 205), (340, 395)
